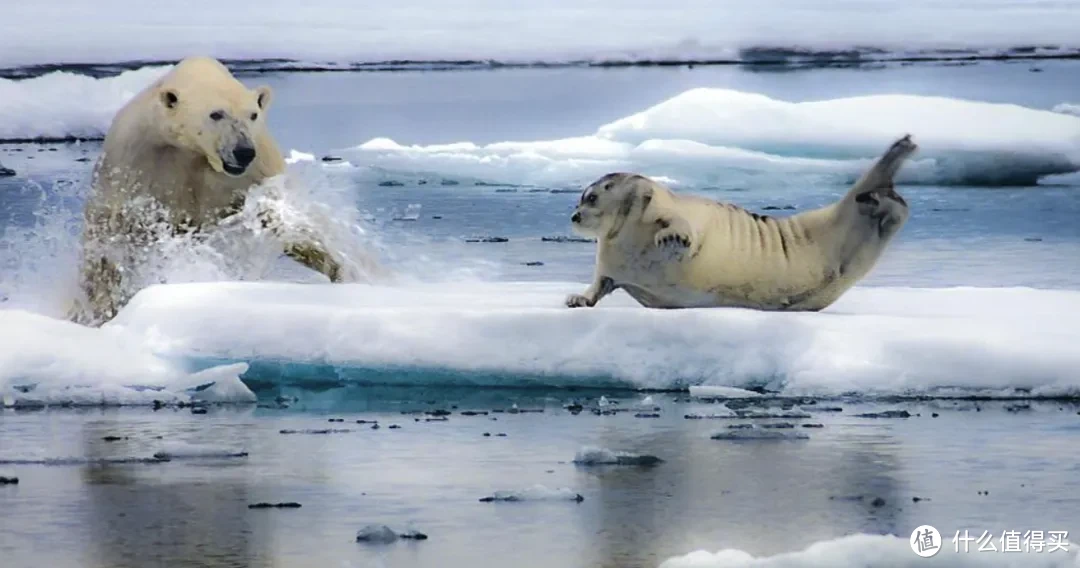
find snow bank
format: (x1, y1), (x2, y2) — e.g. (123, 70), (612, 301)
(351, 89), (1080, 187)
(659, 533), (1080, 567)
(106, 280), (1080, 397)
(0, 309), (255, 407)
(0, 66), (169, 140)
(1, 0), (1078, 69)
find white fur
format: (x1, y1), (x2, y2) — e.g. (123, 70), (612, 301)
(70, 56), (374, 327)
(567, 135), (917, 311)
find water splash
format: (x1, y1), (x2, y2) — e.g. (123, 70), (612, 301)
(0, 156), (387, 321)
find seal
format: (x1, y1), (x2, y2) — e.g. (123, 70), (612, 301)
(565, 134), (917, 311)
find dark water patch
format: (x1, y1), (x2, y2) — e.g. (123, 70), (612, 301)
(6, 46), (1080, 80)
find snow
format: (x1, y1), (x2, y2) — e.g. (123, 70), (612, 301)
(0, 309), (255, 407)
(659, 533), (1080, 567)
(1, 1), (1078, 69)
(480, 485), (584, 503)
(6, 279), (1080, 402)
(351, 89), (1080, 187)
(0, 66), (168, 140)
(102, 280), (1080, 397)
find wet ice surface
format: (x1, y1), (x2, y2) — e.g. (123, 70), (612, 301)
(2, 393), (1080, 568)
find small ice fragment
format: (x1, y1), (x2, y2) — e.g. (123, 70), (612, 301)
(355, 525), (398, 544)
(855, 410), (912, 419)
(573, 447), (663, 466)
(711, 429), (810, 441)
(689, 386), (763, 399)
(279, 429), (351, 435)
(152, 442), (248, 460)
(355, 525), (428, 544)
(248, 502), (301, 509)
(479, 485), (584, 503)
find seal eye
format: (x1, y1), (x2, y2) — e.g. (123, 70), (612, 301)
(209, 111), (225, 121)
(250, 112), (259, 121)
(586, 194), (598, 205)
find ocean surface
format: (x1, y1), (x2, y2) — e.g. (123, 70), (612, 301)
(2, 57), (1080, 567)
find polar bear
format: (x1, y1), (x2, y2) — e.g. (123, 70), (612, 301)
(565, 135), (917, 311)
(70, 56), (374, 326)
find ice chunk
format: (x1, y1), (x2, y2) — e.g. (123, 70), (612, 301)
(710, 429), (810, 441)
(479, 485), (584, 503)
(1053, 103), (1080, 117)
(107, 281), (1080, 398)
(152, 441), (248, 460)
(658, 533), (1079, 567)
(0, 66), (170, 141)
(0, 456), (169, 465)
(349, 89), (1080, 187)
(355, 524), (428, 544)
(0, 309), (253, 407)
(573, 446), (663, 466)
(689, 386), (763, 400)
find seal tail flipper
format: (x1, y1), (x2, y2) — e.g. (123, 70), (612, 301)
(846, 134), (918, 200)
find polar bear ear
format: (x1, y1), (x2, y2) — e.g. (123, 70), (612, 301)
(254, 86), (273, 111)
(160, 89), (179, 110)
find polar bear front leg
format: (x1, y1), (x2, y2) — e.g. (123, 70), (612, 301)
(566, 276), (615, 308)
(283, 242), (348, 282)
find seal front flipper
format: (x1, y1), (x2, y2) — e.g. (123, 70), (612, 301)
(565, 276), (616, 308)
(649, 214), (698, 261)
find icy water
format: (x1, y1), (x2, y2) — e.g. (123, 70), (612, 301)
(3, 395), (1080, 568)
(2, 61), (1080, 567)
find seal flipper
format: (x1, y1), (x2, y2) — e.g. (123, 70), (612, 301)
(846, 134), (918, 202)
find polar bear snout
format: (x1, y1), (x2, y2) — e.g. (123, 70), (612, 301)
(232, 146), (256, 168)
(221, 141), (257, 176)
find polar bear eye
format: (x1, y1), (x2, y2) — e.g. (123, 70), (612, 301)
(209, 111), (225, 121)
(250, 112), (259, 121)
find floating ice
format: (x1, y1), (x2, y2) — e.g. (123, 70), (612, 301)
(152, 442), (248, 460)
(1053, 103), (1080, 117)
(355, 524), (428, 543)
(350, 89), (1080, 187)
(0, 456), (168, 466)
(1, 1), (1078, 69)
(479, 485), (584, 503)
(573, 446), (663, 466)
(710, 429), (810, 441)
(0, 309), (255, 407)
(658, 533), (1080, 567)
(0, 66), (169, 140)
(106, 280), (1080, 397)
(689, 386), (763, 400)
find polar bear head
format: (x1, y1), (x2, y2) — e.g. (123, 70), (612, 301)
(152, 57), (274, 178)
